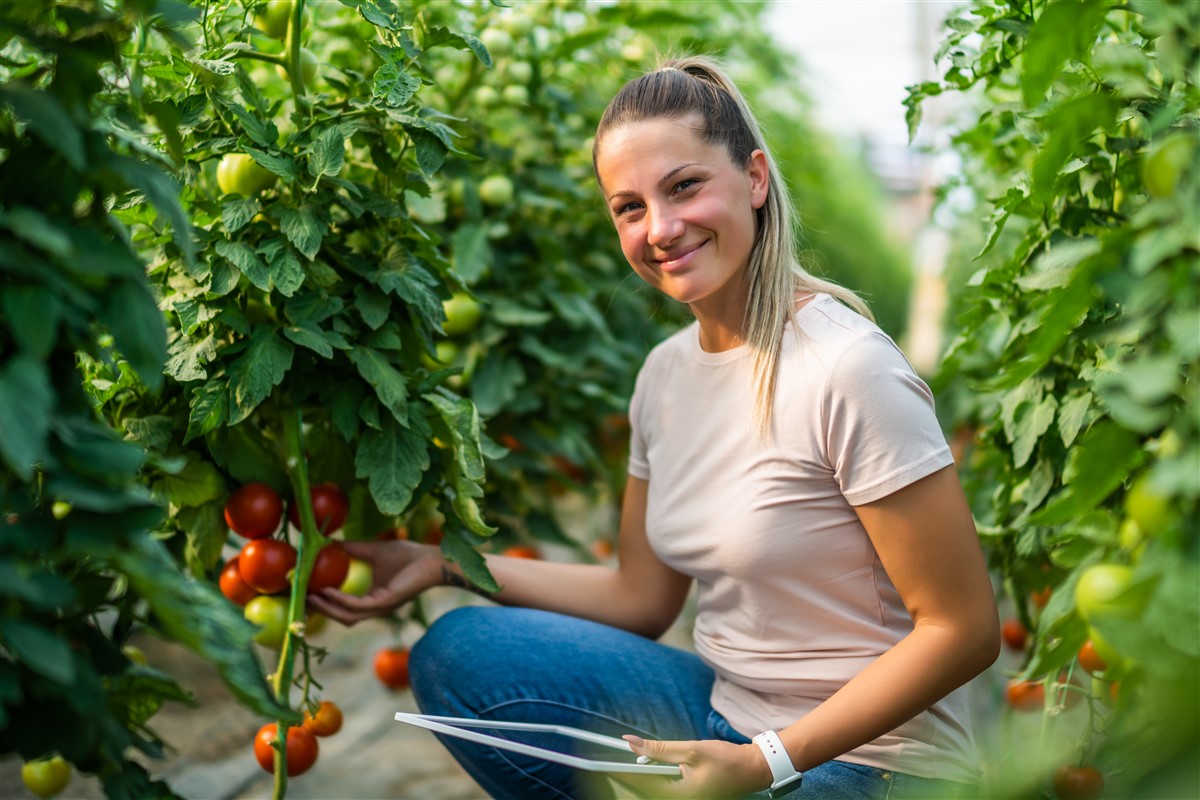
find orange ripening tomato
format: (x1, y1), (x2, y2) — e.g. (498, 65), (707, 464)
(374, 646), (411, 690)
(1001, 618), (1028, 650)
(1078, 639), (1108, 675)
(1006, 679), (1045, 712)
(502, 545), (540, 559)
(302, 700), (344, 737)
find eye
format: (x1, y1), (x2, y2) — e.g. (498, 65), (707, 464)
(673, 178), (699, 194)
(614, 200), (643, 217)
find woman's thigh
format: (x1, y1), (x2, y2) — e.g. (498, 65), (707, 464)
(409, 605), (716, 800)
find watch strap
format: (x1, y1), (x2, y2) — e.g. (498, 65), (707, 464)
(752, 730), (802, 794)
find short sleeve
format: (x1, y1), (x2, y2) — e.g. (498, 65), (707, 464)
(823, 333), (953, 506)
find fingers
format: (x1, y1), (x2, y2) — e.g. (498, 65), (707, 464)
(624, 735), (694, 767)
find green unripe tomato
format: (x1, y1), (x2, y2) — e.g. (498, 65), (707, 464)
(254, 0), (293, 39)
(421, 341), (460, 370)
(1087, 626), (1128, 673)
(50, 501), (72, 520)
(478, 174), (514, 207)
(21, 756), (71, 799)
(339, 558), (373, 596)
(442, 293), (483, 336)
(475, 85), (500, 108)
(275, 47), (319, 88)
(502, 84), (529, 105)
(480, 28), (513, 57)
(1075, 564), (1139, 623)
(507, 61), (533, 84)
(244, 594), (290, 649)
(501, 9), (536, 36)
(1124, 474), (1172, 535)
(217, 153), (277, 196)
(1117, 518), (1146, 559)
(1142, 134), (1195, 198)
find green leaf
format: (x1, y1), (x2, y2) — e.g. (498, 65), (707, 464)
(214, 239), (270, 290)
(0, 357), (53, 481)
(268, 246), (305, 296)
(226, 330), (294, 425)
(220, 101), (278, 147)
(370, 45), (422, 106)
(283, 320), (335, 358)
(0, 207), (72, 259)
(108, 666), (196, 729)
(0, 85), (85, 169)
(109, 155), (196, 268)
(165, 332), (217, 382)
(179, 501), (228, 575)
(359, 0), (401, 30)
(277, 206), (326, 260)
(79, 535), (292, 721)
(308, 126), (345, 179)
(185, 380), (228, 444)
(101, 279), (168, 392)
(1021, 0), (1110, 106)
(440, 525), (500, 594)
(1032, 421), (1144, 525)
(451, 223), (492, 285)
(154, 455), (225, 509)
(349, 348), (408, 425)
(0, 562), (74, 610)
(412, 129), (446, 177)
(471, 354), (526, 417)
(222, 197), (261, 234)
(1012, 395), (1057, 469)
(426, 392), (495, 536)
(244, 147), (297, 182)
(354, 285), (391, 330)
(1031, 94), (1118, 203)
(1057, 392), (1092, 448)
(3, 284), (60, 360)
(0, 618), (74, 685)
(354, 416), (430, 514)
(377, 258), (442, 329)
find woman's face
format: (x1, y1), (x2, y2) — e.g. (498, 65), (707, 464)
(595, 115), (768, 311)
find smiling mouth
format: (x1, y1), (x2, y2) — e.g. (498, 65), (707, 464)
(652, 241), (706, 270)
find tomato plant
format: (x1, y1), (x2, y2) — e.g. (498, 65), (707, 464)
(254, 723), (318, 777)
(225, 482), (285, 539)
(239, 539), (298, 595)
(21, 756), (71, 799)
(910, 1), (1199, 796)
(374, 646), (411, 690)
(302, 700), (344, 738)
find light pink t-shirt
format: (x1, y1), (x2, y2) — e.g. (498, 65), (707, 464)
(627, 293), (978, 782)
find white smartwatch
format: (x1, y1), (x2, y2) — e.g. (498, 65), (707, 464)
(752, 730), (803, 798)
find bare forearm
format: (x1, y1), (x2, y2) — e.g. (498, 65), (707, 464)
(778, 621), (998, 771)
(440, 551), (678, 637)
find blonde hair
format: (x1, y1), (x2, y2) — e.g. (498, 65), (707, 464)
(593, 55), (873, 436)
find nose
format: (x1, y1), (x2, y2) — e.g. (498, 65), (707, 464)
(646, 203), (684, 249)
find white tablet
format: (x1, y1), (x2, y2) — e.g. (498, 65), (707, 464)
(394, 712), (682, 776)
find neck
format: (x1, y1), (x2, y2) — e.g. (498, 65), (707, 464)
(690, 278), (749, 353)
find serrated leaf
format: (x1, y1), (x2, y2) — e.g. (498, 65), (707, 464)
(1012, 395), (1057, 469)
(245, 147), (297, 182)
(283, 320), (334, 358)
(222, 197), (261, 234)
(268, 246), (305, 296)
(354, 417), (430, 514)
(220, 101), (277, 147)
(226, 330), (294, 425)
(426, 392), (494, 536)
(440, 526), (500, 593)
(1032, 421), (1144, 525)
(1057, 392), (1092, 448)
(0, 357), (53, 481)
(359, 0), (401, 29)
(412, 129), (446, 177)
(109, 155), (196, 268)
(214, 239), (270, 290)
(108, 666), (196, 729)
(451, 222), (491, 285)
(308, 126), (345, 179)
(155, 455), (225, 509)
(165, 332), (217, 382)
(185, 379), (228, 444)
(349, 348), (408, 425)
(377, 257), (443, 328)
(178, 501), (228, 575)
(370, 45), (422, 107)
(354, 285), (390, 330)
(277, 206), (326, 260)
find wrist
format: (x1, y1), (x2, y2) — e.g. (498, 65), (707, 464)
(742, 742), (775, 790)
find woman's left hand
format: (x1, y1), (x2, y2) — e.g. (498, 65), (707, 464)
(614, 735), (771, 799)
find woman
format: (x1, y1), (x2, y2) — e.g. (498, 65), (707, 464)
(310, 56), (999, 800)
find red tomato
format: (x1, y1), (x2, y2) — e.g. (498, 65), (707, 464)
(254, 723), (318, 776)
(1031, 586), (1053, 608)
(1006, 679), (1045, 712)
(1078, 639), (1108, 675)
(422, 521), (443, 546)
(288, 483), (349, 535)
(238, 539), (297, 595)
(302, 700), (344, 737)
(307, 542), (350, 593)
(374, 646), (411, 690)
(219, 557), (259, 606)
(1001, 618), (1028, 650)
(224, 483), (283, 539)
(502, 545), (540, 559)
(1052, 764), (1104, 800)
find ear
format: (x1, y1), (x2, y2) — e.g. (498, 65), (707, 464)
(747, 149), (769, 210)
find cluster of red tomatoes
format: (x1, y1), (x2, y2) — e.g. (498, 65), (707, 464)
(219, 482), (354, 648)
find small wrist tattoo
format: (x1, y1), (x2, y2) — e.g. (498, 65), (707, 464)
(441, 566), (494, 598)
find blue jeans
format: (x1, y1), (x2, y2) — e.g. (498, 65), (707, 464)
(410, 606), (977, 800)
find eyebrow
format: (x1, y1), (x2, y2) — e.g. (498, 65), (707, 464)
(606, 162), (701, 203)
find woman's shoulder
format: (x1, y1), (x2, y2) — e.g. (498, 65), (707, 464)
(792, 294), (891, 355)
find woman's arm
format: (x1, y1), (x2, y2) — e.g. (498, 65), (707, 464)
(622, 465), (999, 797)
(309, 476), (693, 638)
